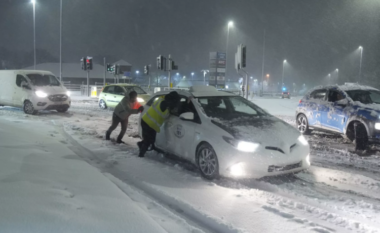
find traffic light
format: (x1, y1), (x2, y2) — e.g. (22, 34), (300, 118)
(81, 57), (87, 70)
(157, 55), (163, 70)
(106, 64), (111, 72)
(144, 65), (149, 75)
(86, 57), (93, 70)
(171, 60), (178, 70)
(241, 45), (247, 68)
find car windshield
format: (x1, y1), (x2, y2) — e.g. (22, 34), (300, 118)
(27, 74), (61, 86)
(125, 86), (146, 94)
(345, 90), (380, 104)
(197, 96), (267, 120)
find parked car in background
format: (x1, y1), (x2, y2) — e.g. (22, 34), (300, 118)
(98, 84), (150, 109)
(296, 83), (380, 149)
(139, 86), (310, 180)
(0, 70), (71, 114)
(281, 92), (291, 99)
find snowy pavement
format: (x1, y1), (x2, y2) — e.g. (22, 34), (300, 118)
(1, 97), (380, 233)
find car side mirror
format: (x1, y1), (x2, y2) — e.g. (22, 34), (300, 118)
(22, 84), (31, 90)
(179, 112), (194, 121)
(335, 99), (348, 106)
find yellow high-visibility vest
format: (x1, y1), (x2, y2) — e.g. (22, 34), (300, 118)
(142, 98), (169, 132)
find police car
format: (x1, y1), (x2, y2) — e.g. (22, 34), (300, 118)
(139, 86), (310, 180)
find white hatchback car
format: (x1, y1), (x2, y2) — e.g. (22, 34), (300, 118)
(139, 86), (310, 180)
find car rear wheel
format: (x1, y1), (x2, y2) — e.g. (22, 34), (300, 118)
(353, 123), (368, 151)
(99, 99), (107, 109)
(197, 143), (219, 180)
(297, 114), (311, 135)
(23, 100), (37, 115)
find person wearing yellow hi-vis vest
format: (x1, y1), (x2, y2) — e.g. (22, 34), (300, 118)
(137, 91), (180, 157)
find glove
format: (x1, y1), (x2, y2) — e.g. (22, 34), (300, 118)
(138, 106), (144, 113)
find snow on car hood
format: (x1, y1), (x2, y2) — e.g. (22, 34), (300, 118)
(34, 85), (68, 95)
(212, 116), (301, 147)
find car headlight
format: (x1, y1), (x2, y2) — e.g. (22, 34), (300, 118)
(230, 163), (245, 177)
(298, 135), (309, 146)
(137, 97), (144, 103)
(35, 91), (48, 98)
(305, 154), (311, 166)
(375, 123), (380, 130)
(66, 91), (71, 97)
(223, 136), (260, 153)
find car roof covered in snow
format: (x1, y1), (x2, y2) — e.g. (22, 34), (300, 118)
(0, 70), (55, 76)
(338, 83), (379, 91)
(153, 86), (236, 98)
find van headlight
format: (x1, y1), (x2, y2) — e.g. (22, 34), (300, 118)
(66, 91), (71, 97)
(137, 97), (144, 103)
(375, 123), (380, 130)
(223, 136), (260, 153)
(35, 91), (48, 98)
(298, 135), (309, 146)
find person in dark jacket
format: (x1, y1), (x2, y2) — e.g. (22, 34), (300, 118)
(137, 91), (180, 157)
(106, 91), (143, 143)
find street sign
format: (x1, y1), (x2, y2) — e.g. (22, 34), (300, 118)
(209, 51), (226, 87)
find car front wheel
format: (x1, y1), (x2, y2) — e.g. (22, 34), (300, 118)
(99, 99), (107, 109)
(297, 114), (311, 135)
(197, 143), (219, 180)
(23, 100), (37, 115)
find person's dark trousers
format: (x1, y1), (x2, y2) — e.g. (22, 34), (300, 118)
(138, 119), (157, 157)
(106, 113), (128, 143)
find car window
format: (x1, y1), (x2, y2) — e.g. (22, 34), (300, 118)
(170, 96), (190, 116)
(27, 74), (60, 86)
(310, 89), (327, 100)
(369, 91), (380, 104)
(107, 86), (115, 94)
(103, 86), (110, 93)
(328, 90), (345, 102)
(197, 96), (265, 120)
(346, 90), (380, 104)
(124, 86), (147, 94)
(114, 86), (126, 95)
(16, 75), (28, 87)
(146, 95), (164, 106)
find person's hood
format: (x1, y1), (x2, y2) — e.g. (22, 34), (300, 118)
(212, 116), (301, 149)
(33, 85), (68, 95)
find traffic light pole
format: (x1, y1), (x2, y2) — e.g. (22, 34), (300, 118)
(103, 57), (106, 85)
(87, 70), (90, 97)
(168, 54), (171, 88)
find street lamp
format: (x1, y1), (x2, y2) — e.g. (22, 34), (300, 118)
(176, 73), (179, 76)
(282, 60), (287, 86)
(191, 72), (194, 80)
(31, 0), (36, 69)
(359, 46), (363, 82)
(226, 21), (234, 79)
(201, 70), (209, 85)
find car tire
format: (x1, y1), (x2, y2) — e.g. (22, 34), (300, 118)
(99, 99), (107, 109)
(23, 100), (37, 115)
(353, 123), (368, 151)
(196, 143), (220, 180)
(56, 107), (68, 113)
(297, 114), (311, 135)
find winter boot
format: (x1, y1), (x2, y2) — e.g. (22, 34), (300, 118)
(105, 131), (111, 140)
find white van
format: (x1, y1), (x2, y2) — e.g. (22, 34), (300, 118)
(0, 70), (71, 114)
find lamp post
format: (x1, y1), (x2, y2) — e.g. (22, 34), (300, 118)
(201, 70), (209, 85)
(359, 46), (363, 82)
(335, 69), (339, 84)
(31, 0), (36, 69)
(282, 60), (287, 87)
(226, 21), (233, 79)
(59, 0), (62, 81)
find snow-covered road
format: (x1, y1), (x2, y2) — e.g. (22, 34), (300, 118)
(1, 97), (380, 233)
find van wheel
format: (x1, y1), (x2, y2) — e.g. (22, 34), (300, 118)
(23, 101), (37, 115)
(297, 114), (311, 135)
(57, 107), (68, 113)
(99, 100), (107, 109)
(196, 143), (220, 180)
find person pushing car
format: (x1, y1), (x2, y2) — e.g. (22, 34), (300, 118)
(106, 90), (144, 143)
(137, 91), (180, 158)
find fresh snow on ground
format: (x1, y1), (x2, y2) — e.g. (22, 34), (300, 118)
(1, 95), (380, 233)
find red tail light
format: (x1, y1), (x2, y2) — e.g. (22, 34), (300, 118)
(299, 99), (302, 103)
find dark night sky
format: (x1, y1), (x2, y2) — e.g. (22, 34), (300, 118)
(1, 0), (380, 86)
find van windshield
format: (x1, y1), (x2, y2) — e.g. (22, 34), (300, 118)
(27, 74), (61, 86)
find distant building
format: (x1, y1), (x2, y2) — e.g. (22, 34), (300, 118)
(23, 61), (132, 85)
